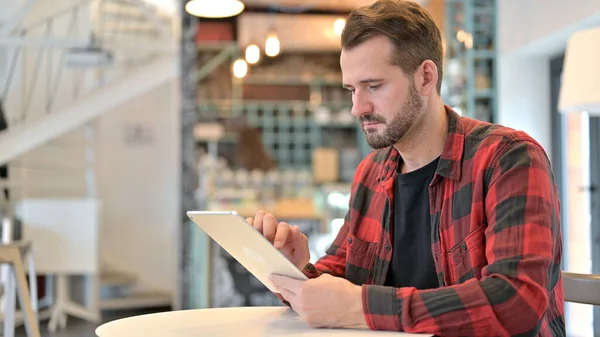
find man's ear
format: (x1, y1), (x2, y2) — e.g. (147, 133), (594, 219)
(415, 60), (438, 96)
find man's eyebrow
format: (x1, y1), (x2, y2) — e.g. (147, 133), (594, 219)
(359, 78), (384, 84)
(342, 78), (384, 89)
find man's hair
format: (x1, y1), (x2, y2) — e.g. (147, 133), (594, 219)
(341, 0), (444, 94)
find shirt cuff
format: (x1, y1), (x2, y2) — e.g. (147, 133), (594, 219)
(362, 284), (402, 331)
(275, 292), (291, 307)
(302, 263), (322, 279)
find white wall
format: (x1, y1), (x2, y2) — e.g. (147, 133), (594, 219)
(95, 79), (180, 293)
(0, 0), (23, 22)
(9, 128), (91, 198)
(499, 0), (600, 56)
(496, 55), (551, 151)
(497, 0), (600, 154)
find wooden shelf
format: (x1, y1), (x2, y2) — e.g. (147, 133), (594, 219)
(212, 199), (324, 221)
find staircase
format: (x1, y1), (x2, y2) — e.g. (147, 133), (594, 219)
(0, 0), (177, 165)
(0, 55), (177, 166)
(0, 0), (179, 327)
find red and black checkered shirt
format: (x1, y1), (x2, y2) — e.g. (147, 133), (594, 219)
(302, 106), (564, 336)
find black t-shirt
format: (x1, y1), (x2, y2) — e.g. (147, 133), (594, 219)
(384, 157), (440, 290)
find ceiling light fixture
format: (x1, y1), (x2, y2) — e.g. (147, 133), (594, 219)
(185, 0), (245, 18)
(265, 30), (280, 57)
(232, 58), (248, 78)
(245, 44), (260, 65)
(334, 18), (346, 37)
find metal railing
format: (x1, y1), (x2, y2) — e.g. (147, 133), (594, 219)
(0, 0), (176, 127)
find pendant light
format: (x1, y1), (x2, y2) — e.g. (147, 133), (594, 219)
(185, 0), (245, 18)
(334, 18), (346, 37)
(265, 29), (280, 57)
(232, 58), (248, 78)
(245, 44), (260, 64)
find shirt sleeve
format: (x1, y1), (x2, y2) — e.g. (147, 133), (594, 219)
(309, 209), (350, 277)
(362, 140), (562, 336)
(305, 152), (374, 278)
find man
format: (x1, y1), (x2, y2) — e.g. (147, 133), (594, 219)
(247, 0), (564, 335)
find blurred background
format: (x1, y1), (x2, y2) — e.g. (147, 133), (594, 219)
(0, 0), (598, 336)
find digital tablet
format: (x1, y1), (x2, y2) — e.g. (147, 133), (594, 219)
(186, 210), (308, 293)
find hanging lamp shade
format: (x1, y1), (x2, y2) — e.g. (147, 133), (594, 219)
(185, 0), (245, 18)
(558, 27), (600, 114)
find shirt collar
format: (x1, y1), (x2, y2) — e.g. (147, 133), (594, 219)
(377, 105), (465, 183)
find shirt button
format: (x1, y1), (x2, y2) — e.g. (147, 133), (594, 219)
(461, 242), (467, 250)
(385, 244), (391, 251)
(348, 237), (352, 244)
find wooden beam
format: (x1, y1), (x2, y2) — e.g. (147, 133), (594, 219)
(426, 0), (445, 37)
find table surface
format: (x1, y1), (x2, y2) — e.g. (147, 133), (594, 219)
(95, 306), (433, 337)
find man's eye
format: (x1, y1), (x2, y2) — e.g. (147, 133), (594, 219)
(368, 85), (380, 91)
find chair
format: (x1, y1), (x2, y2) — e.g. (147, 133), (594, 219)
(0, 213), (40, 337)
(562, 271), (600, 305)
(0, 241), (40, 337)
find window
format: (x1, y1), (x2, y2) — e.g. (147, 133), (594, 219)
(551, 54), (596, 337)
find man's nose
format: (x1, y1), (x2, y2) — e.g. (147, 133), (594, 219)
(350, 91), (373, 118)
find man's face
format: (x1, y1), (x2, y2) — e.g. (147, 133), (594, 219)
(340, 35), (424, 149)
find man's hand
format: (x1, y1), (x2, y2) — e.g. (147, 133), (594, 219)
(270, 273), (367, 328)
(247, 210), (310, 270)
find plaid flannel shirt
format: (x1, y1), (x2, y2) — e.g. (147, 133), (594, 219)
(300, 106), (564, 336)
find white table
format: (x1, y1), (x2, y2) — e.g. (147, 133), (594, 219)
(95, 306), (432, 337)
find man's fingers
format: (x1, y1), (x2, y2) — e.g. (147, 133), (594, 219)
(262, 213), (278, 243)
(291, 225), (304, 241)
(274, 222), (291, 249)
(246, 217), (254, 226)
(253, 210), (265, 233)
(270, 274), (304, 295)
(274, 284), (297, 303)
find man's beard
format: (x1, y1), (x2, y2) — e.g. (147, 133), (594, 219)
(359, 83), (423, 149)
